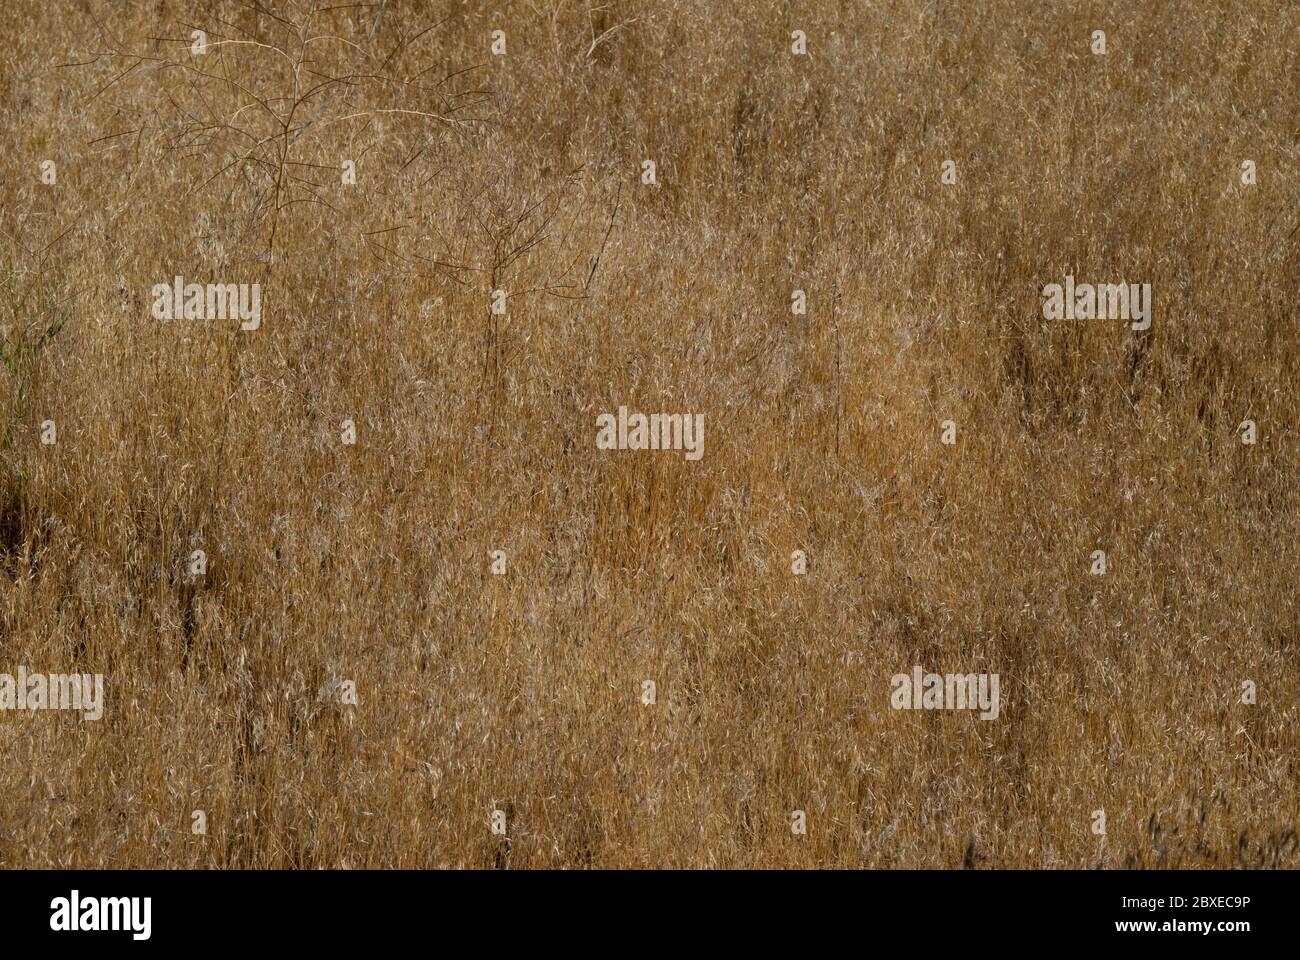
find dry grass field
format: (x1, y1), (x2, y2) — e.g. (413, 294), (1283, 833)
(0, 0), (1297, 868)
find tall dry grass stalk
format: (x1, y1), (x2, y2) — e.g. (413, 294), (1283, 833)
(0, 0), (1296, 868)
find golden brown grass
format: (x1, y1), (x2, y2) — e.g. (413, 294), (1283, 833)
(0, 0), (1297, 868)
